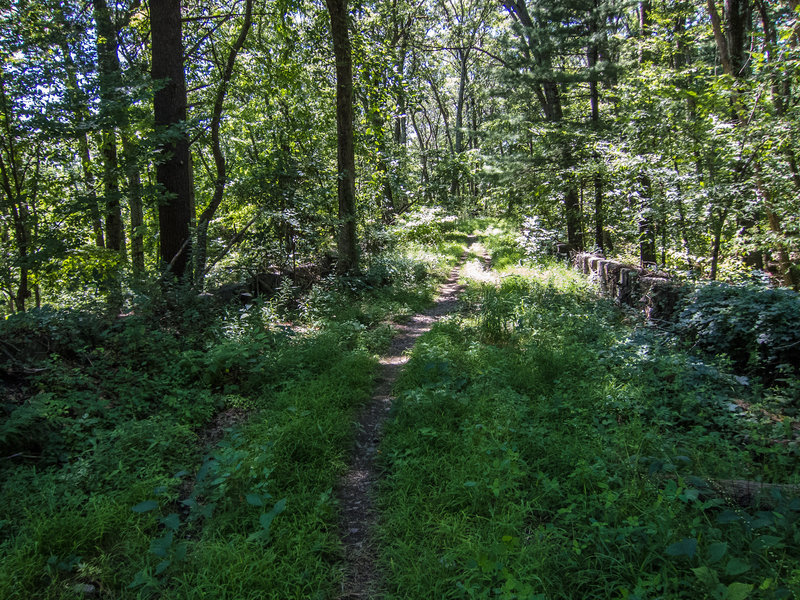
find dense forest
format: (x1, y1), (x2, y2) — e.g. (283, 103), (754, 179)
(2, 0), (800, 598)
(0, 0), (798, 304)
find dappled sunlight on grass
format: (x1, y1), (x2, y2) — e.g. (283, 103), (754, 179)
(377, 247), (800, 599)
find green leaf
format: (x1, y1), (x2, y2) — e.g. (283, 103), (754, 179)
(246, 493), (264, 506)
(725, 582), (754, 600)
(707, 542), (728, 564)
(132, 500), (158, 513)
(160, 513), (181, 531)
(173, 542), (187, 562)
(128, 569), (153, 589)
(751, 535), (782, 552)
(259, 497), (287, 535)
(692, 566), (719, 587)
(666, 537), (697, 559)
(725, 558), (750, 576)
(149, 532), (174, 558)
(154, 560), (171, 575)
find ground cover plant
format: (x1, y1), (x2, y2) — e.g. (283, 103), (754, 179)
(0, 217), (466, 599)
(376, 226), (800, 599)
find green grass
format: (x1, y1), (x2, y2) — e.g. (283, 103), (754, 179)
(7, 218), (795, 599)
(376, 237), (800, 599)
(0, 230), (467, 599)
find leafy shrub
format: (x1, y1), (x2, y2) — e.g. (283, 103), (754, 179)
(395, 207), (459, 245)
(365, 253), (428, 288)
(0, 306), (106, 366)
(674, 282), (800, 380)
(518, 216), (560, 258)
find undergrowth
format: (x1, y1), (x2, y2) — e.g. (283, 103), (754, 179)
(376, 227), (800, 599)
(0, 216), (467, 599)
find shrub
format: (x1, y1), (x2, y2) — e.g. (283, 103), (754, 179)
(674, 282), (800, 381)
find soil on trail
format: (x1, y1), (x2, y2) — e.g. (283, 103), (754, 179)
(337, 238), (489, 599)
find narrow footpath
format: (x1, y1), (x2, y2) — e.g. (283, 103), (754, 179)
(337, 237), (489, 599)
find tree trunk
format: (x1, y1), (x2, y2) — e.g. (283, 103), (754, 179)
(638, 1), (650, 63)
(81, 133), (105, 249)
(56, 7), (106, 248)
(195, 0), (253, 285)
(707, 0), (733, 75)
(122, 133), (145, 275)
(151, 0), (193, 280)
(710, 207), (727, 280)
(454, 51), (468, 155)
(326, 0), (358, 274)
(725, 0), (750, 76)
(428, 76), (454, 154)
(94, 0), (125, 256)
(638, 173), (657, 265)
(594, 172), (604, 252)
(564, 182), (583, 250)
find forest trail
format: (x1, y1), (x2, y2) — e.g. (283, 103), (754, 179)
(337, 237), (490, 599)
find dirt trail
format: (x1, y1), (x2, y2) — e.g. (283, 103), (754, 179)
(337, 237), (488, 599)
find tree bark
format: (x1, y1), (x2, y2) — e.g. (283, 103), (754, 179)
(151, 0), (193, 280)
(327, 0), (358, 274)
(93, 0), (125, 256)
(707, 0), (733, 76)
(121, 133), (145, 275)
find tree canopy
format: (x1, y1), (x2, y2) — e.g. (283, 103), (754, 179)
(0, 0), (798, 314)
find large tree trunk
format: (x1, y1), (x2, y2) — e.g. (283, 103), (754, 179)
(326, 0), (358, 274)
(151, 0), (193, 280)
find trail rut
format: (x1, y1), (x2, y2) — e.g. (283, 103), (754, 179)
(336, 238), (489, 599)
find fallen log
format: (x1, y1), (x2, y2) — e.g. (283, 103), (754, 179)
(705, 478), (800, 509)
(657, 473), (800, 510)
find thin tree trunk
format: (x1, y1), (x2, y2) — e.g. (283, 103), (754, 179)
(122, 133), (144, 275)
(57, 17), (106, 249)
(94, 0), (125, 257)
(564, 181), (582, 250)
(710, 207), (728, 280)
(0, 77), (34, 313)
(594, 172), (604, 251)
(639, 173), (657, 265)
(195, 0), (253, 285)
(428, 76), (454, 154)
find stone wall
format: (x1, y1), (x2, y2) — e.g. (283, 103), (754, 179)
(573, 253), (685, 321)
